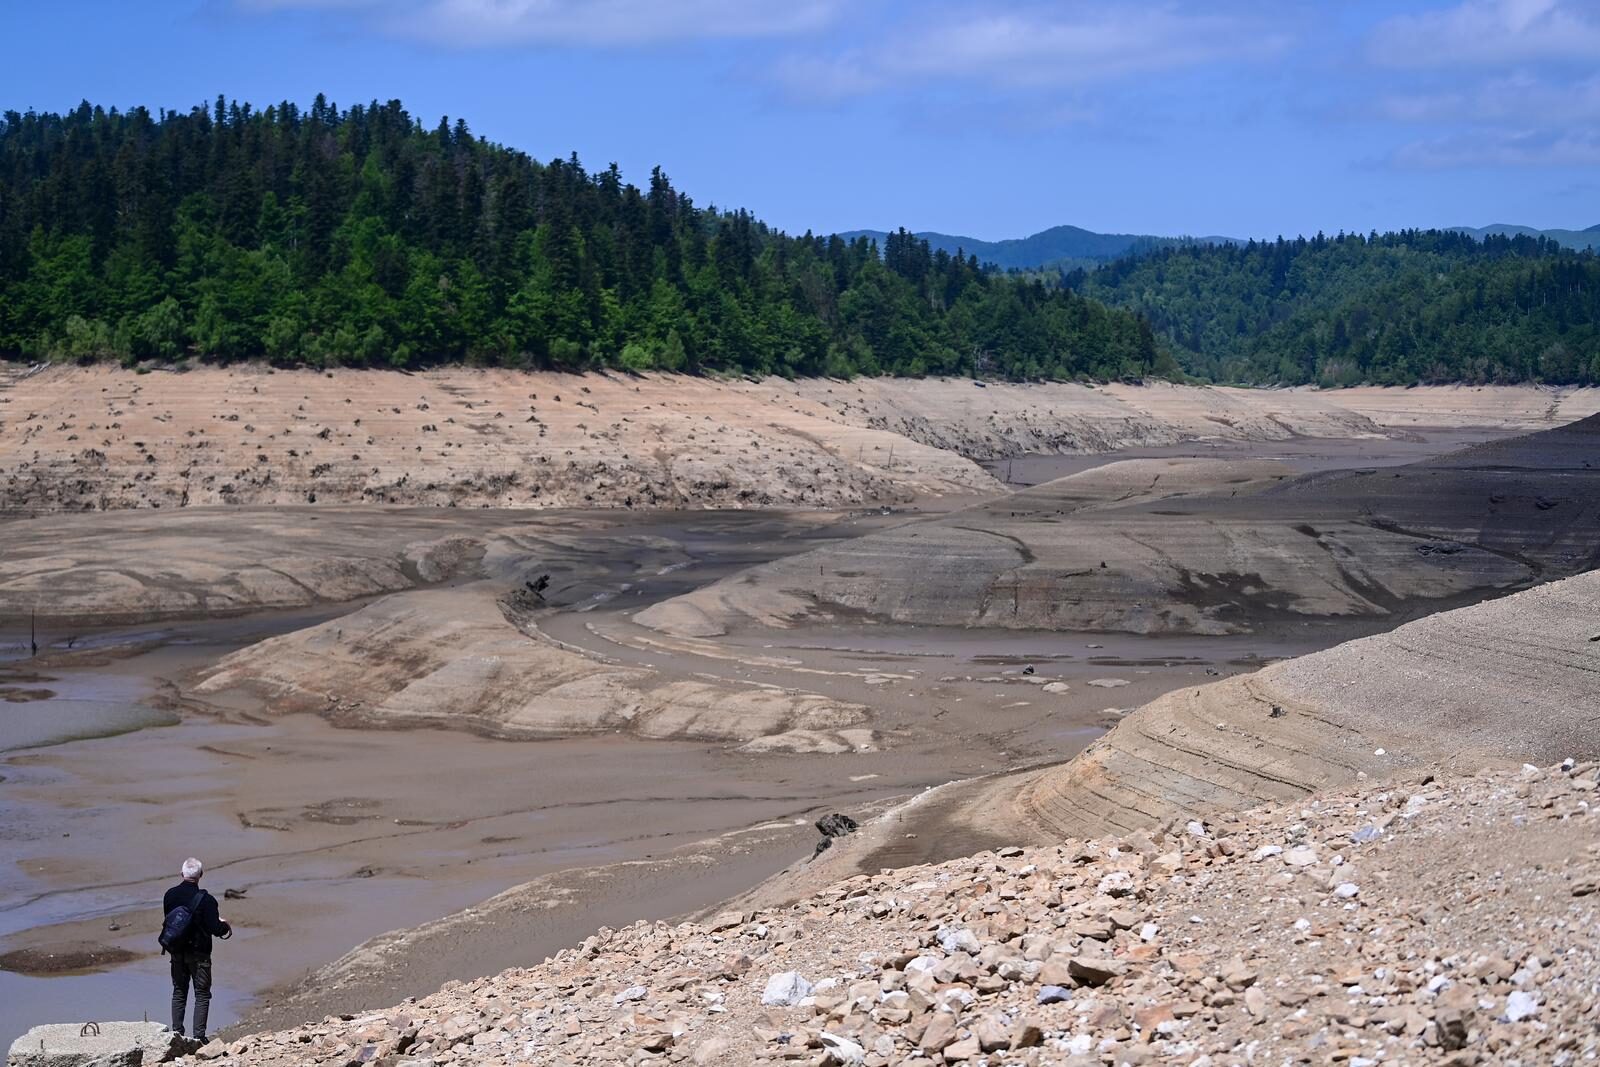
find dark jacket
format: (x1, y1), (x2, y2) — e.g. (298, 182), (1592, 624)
(163, 881), (231, 955)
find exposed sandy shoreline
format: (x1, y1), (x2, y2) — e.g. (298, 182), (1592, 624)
(6, 364), (1596, 512)
(4, 374), (1595, 1050)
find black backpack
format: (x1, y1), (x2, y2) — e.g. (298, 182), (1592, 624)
(158, 889), (208, 954)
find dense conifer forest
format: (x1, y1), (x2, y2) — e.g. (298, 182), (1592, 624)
(1069, 230), (1600, 385)
(0, 97), (1170, 380)
(5, 98), (1595, 386)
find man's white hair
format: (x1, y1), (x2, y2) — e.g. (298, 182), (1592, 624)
(181, 857), (204, 880)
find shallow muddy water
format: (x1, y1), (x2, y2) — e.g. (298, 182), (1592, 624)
(0, 671), (178, 753)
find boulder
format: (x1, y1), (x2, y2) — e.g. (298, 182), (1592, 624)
(812, 813), (860, 859)
(1067, 956), (1128, 986)
(8, 1023), (194, 1067)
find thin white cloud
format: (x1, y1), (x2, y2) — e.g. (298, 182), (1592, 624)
(769, 4), (1293, 103)
(241, 0), (845, 45)
(1391, 128), (1600, 168)
(895, 8), (1284, 87)
(765, 54), (884, 104)
(1360, 4), (1600, 170)
(1379, 73), (1600, 124)
(1368, 0), (1600, 68)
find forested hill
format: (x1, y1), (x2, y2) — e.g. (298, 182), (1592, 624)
(0, 97), (1171, 381)
(1450, 224), (1600, 252)
(1070, 230), (1600, 385)
(839, 224), (1239, 272)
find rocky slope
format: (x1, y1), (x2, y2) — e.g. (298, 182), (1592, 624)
(170, 759), (1600, 1067)
(640, 416), (1600, 637)
(6, 365), (1596, 512)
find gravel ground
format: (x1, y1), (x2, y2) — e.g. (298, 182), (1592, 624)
(179, 759), (1600, 1067)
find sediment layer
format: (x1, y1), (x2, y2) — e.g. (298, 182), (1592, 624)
(7, 364), (1596, 512)
(1011, 569), (1600, 839)
(643, 415), (1600, 637)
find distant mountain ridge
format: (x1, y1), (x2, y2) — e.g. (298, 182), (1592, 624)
(838, 222), (1600, 271)
(1449, 224), (1600, 250)
(836, 223), (1240, 272)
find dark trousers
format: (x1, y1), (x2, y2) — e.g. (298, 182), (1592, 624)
(169, 950), (213, 1040)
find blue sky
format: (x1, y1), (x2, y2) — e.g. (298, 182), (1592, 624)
(3, 0), (1596, 240)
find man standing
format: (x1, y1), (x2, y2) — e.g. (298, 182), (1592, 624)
(163, 857), (232, 1044)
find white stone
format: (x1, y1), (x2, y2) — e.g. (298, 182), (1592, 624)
(761, 971), (814, 1007)
(818, 1031), (866, 1065)
(1096, 871), (1135, 897)
(1504, 991), (1541, 1022)
(939, 987), (977, 1008)
(937, 926), (981, 954)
